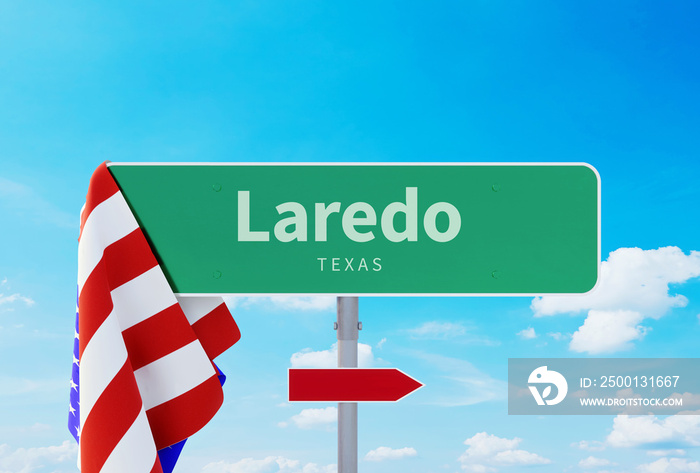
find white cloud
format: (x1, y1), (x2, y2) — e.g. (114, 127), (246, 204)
(0, 376), (67, 397)
(364, 446), (417, 462)
(616, 388), (641, 398)
(290, 343), (374, 368)
(27, 423), (51, 433)
(279, 407), (337, 431)
(547, 332), (567, 341)
(408, 351), (507, 407)
(516, 327), (536, 340)
(606, 415), (700, 448)
(224, 296), (335, 312)
(579, 456), (613, 468)
(571, 440), (606, 452)
(637, 457), (700, 473)
(458, 432), (550, 472)
(376, 338), (386, 350)
(532, 247), (700, 319)
(408, 321), (467, 339)
(667, 394), (700, 408)
(0, 441), (77, 473)
(202, 456), (336, 473)
(406, 321), (499, 345)
(0, 177), (76, 229)
(569, 310), (648, 354)
(532, 247), (700, 354)
(0, 279), (34, 312)
(266, 296), (335, 311)
(0, 378), (41, 397)
(647, 450), (687, 457)
(0, 293), (34, 307)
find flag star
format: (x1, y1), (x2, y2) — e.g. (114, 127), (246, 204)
(75, 426), (81, 438)
(74, 329), (79, 340)
(69, 404), (76, 415)
(70, 379), (79, 391)
(73, 354), (80, 365)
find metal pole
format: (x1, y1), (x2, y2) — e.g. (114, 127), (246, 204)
(337, 296), (358, 473)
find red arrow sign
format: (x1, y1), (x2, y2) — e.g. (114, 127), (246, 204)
(289, 368), (423, 402)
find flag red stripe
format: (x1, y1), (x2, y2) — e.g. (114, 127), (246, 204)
(192, 303), (241, 360)
(102, 229), (159, 290)
(80, 163), (120, 237)
(122, 304), (198, 371)
(78, 229), (159, 358)
(79, 262), (114, 358)
(151, 456), (163, 473)
(80, 362), (142, 473)
(146, 373), (224, 450)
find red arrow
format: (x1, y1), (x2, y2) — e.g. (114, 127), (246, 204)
(289, 368), (423, 402)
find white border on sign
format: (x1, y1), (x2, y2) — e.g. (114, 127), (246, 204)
(107, 162), (602, 298)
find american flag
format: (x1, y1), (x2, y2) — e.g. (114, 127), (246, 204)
(69, 162), (240, 473)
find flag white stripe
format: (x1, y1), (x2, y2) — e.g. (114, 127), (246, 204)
(100, 409), (158, 473)
(112, 267), (179, 330)
(176, 296), (224, 324)
(78, 193), (139, 293)
(134, 340), (216, 410)
(79, 312), (128, 427)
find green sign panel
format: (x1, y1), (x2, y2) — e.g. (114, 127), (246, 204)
(109, 163), (599, 295)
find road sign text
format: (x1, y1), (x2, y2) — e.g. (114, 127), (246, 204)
(238, 187), (462, 243)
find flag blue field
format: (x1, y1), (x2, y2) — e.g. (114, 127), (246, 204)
(1, 2), (700, 472)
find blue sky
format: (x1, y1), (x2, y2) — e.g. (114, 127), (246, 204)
(1, 1), (700, 472)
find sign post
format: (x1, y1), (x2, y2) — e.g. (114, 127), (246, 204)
(337, 297), (358, 473)
(287, 298), (422, 473)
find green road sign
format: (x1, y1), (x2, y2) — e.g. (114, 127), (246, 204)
(109, 163), (599, 295)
